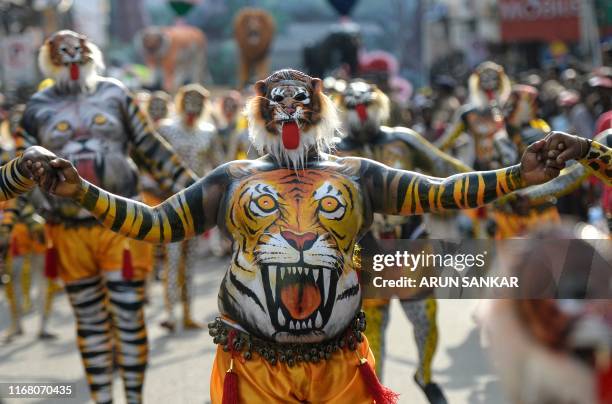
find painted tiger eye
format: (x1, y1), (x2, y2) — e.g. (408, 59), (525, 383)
(55, 121), (70, 132)
(93, 114), (107, 125)
(255, 194), (276, 212)
(320, 196), (339, 212)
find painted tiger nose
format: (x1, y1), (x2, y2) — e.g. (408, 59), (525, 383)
(281, 231), (317, 251)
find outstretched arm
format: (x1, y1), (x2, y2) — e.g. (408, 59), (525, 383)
(363, 139), (560, 215)
(31, 158), (225, 244)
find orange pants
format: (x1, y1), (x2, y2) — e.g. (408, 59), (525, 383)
(210, 336), (375, 404)
(46, 224), (153, 282)
(10, 223), (46, 256)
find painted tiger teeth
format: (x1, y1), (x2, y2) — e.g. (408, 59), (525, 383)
(278, 308), (285, 326)
(269, 265), (277, 300)
(313, 269), (320, 282)
(281, 267), (286, 279)
(289, 321), (295, 330)
(307, 319), (312, 328)
(304, 267), (309, 276)
(298, 267), (303, 275)
(323, 270), (331, 303)
(296, 321), (301, 330)
(315, 311), (323, 328)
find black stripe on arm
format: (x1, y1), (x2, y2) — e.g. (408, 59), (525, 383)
(161, 202), (185, 242)
(111, 198), (127, 232)
(136, 205), (154, 240)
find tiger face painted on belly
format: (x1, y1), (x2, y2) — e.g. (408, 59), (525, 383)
(220, 167), (364, 343)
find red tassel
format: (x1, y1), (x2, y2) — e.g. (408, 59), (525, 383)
(10, 238), (19, 257)
(221, 330), (239, 404)
(44, 247), (58, 279)
(358, 357), (399, 404)
(122, 249), (134, 280)
(222, 361), (239, 404)
(597, 360), (612, 404)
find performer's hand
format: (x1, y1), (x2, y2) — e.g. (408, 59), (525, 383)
(544, 131), (590, 165)
(519, 139), (563, 186)
(48, 158), (82, 198)
(29, 158), (82, 198)
(18, 146), (57, 180)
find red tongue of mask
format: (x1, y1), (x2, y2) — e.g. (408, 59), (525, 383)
(282, 121), (300, 150)
(70, 63), (80, 81)
(355, 104), (368, 123)
(186, 113), (196, 126)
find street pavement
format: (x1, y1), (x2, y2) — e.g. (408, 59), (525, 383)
(0, 252), (508, 404)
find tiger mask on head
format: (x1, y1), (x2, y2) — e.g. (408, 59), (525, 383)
(246, 69), (339, 168)
(338, 79), (390, 138)
(468, 61), (512, 108)
(38, 30), (104, 92)
(174, 84), (210, 128)
(221, 167), (363, 343)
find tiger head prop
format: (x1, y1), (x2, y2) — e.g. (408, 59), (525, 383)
(175, 84), (210, 128)
(146, 91), (171, 124)
(38, 30), (104, 92)
(139, 27), (169, 60)
(468, 61), (511, 108)
(337, 79), (389, 138)
(221, 167), (363, 343)
(246, 69), (339, 168)
(234, 8), (275, 62)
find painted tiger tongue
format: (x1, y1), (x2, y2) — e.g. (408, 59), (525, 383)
(70, 63), (80, 81)
(281, 121), (300, 150)
(355, 104), (368, 123)
(280, 283), (321, 320)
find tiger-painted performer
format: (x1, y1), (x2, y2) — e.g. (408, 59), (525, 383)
(234, 8), (275, 89)
(435, 61), (513, 173)
(137, 25), (209, 93)
(437, 61), (514, 171)
(1, 106), (57, 342)
(12, 31), (197, 404)
(32, 69), (600, 404)
(334, 79), (471, 403)
(156, 83), (223, 332)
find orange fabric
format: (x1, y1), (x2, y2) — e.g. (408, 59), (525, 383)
(10, 223), (46, 256)
(46, 224), (147, 282)
(136, 192), (161, 273)
(210, 336), (375, 404)
(493, 205), (560, 239)
(128, 238), (154, 273)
